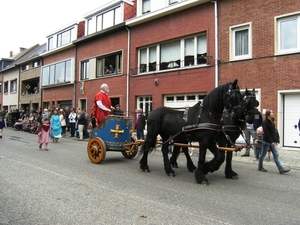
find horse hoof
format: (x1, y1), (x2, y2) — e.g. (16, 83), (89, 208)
(225, 173), (239, 179)
(168, 173), (175, 177)
(143, 169), (150, 172)
(200, 180), (209, 185)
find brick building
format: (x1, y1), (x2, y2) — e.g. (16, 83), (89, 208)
(127, 0), (215, 117)
(72, 0), (136, 117)
(40, 21), (85, 110)
(218, 0), (300, 148)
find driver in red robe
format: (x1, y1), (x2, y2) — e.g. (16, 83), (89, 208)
(93, 83), (112, 126)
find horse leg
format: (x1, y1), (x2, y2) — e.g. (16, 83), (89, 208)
(170, 146), (196, 172)
(162, 144), (175, 177)
(170, 146), (180, 168)
(182, 147), (197, 172)
(204, 143), (224, 174)
(195, 145), (209, 185)
(140, 144), (150, 172)
(225, 151), (239, 179)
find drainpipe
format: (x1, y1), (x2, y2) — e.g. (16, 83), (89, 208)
(126, 26), (131, 117)
(211, 0), (219, 87)
(74, 46), (77, 108)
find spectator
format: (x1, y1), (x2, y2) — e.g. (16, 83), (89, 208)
(37, 118), (50, 151)
(77, 110), (87, 141)
(113, 104), (124, 116)
(135, 108), (146, 140)
(258, 110), (290, 174)
(0, 113), (7, 138)
(60, 109), (67, 137)
(68, 108), (77, 137)
(50, 110), (62, 143)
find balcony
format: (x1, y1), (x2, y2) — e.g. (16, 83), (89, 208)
(20, 92), (41, 104)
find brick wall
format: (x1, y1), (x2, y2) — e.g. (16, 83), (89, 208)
(76, 30), (129, 113)
(43, 48), (76, 108)
(129, 3), (216, 111)
(218, 0), (300, 116)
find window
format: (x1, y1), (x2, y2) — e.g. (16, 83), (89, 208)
(230, 23), (252, 60)
(96, 15), (102, 32)
(138, 34), (207, 73)
(137, 96), (152, 119)
(86, 6), (122, 35)
(81, 61), (89, 80)
(103, 10), (114, 29)
(33, 60), (40, 68)
(57, 28), (74, 47)
(41, 59), (73, 86)
(10, 79), (17, 93)
(47, 25), (77, 51)
(277, 14), (300, 54)
(87, 18), (96, 35)
(169, 0), (178, 4)
(22, 64), (29, 71)
(0, 82), (2, 95)
(96, 52), (122, 77)
(48, 37), (54, 51)
(4, 82), (8, 94)
(161, 40), (180, 70)
(142, 0), (151, 14)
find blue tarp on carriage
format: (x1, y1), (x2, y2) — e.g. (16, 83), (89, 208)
(90, 116), (133, 151)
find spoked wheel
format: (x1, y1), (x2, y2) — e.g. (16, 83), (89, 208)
(87, 137), (106, 163)
(122, 136), (138, 159)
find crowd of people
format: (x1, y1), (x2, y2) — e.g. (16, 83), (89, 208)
(0, 106), (92, 147)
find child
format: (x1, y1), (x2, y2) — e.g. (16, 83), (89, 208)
(0, 114), (7, 138)
(254, 126), (263, 160)
(37, 118), (50, 151)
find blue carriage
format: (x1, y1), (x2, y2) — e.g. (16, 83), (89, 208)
(87, 116), (138, 163)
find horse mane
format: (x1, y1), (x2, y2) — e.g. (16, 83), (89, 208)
(200, 81), (235, 121)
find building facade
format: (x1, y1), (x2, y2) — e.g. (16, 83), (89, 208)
(218, 0), (300, 148)
(127, 0), (214, 117)
(73, 0), (136, 116)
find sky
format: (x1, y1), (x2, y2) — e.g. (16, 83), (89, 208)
(0, 0), (112, 58)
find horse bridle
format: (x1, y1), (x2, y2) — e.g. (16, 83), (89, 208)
(241, 92), (257, 123)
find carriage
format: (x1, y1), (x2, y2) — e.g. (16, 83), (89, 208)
(87, 80), (259, 186)
(87, 115), (139, 163)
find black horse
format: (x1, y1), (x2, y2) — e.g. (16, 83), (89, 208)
(139, 79), (242, 185)
(169, 88), (259, 179)
(217, 88), (259, 179)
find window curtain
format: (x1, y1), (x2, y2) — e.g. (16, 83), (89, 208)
(280, 19), (297, 50)
(235, 29), (249, 56)
(140, 49), (147, 72)
(160, 41), (180, 68)
(149, 46), (157, 71)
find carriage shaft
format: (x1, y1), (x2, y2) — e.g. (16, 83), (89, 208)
(126, 139), (250, 152)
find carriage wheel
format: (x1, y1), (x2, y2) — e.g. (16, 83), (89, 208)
(122, 137), (138, 159)
(87, 137), (106, 164)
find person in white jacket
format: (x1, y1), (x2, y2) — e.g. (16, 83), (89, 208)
(60, 109), (67, 137)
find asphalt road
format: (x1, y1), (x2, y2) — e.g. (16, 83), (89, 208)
(1, 129), (300, 225)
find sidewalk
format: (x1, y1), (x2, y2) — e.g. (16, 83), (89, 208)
(6, 127), (300, 170)
(204, 147), (300, 171)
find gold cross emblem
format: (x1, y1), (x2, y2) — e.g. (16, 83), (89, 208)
(110, 124), (124, 138)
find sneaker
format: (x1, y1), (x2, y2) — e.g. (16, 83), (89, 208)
(279, 168), (290, 174)
(241, 154), (250, 157)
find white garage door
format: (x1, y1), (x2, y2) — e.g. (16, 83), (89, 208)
(283, 94), (300, 148)
(164, 93), (206, 109)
